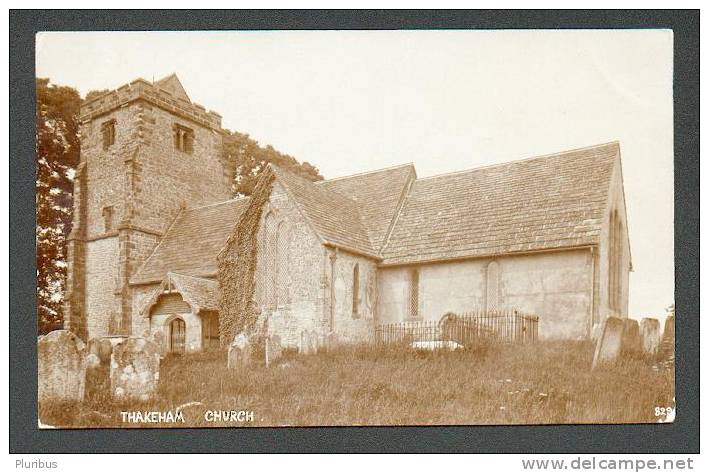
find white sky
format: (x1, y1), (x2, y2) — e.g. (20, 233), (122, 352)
(36, 30), (674, 318)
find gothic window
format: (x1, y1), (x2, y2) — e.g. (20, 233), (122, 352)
(102, 206), (114, 232)
(101, 120), (115, 150)
(408, 268), (420, 320)
(352, 263), (360, 318)
(485, 261), (500, 312)
(174, 124), (194, 154)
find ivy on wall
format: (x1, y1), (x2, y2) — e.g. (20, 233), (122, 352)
(217, 168), (275, 346)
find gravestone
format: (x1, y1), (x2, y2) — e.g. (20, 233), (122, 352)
(592, 317), (624, 368)
(620, 318), (642, 358)
(227, 333), (252, 369)
(299, 330), (313, 355)
(310, 330), (320, 353)
(325, 332), (338, 351)
(38, 330), (87, 403)
(85, 338), (113, 400)
(151, 330), (166, 355)
(110, 337), (160, 401)
(639, 318), (661, 355)
(265, 335), (283, 366)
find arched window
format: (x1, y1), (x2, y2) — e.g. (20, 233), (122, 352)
(352, 263), (360, 318)
(485, 261), (500, 312)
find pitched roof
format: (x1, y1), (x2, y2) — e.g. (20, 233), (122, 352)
(154, 73), (190, 102)
(130, 198), (249, 284)
(139, 272), (219, 316)
(317, 164), (416, 252)
(271, 165), (379, 258)
(381, 142), (619, 265)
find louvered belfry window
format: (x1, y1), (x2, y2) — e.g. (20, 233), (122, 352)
(174, 124), (194, 154)
(101, 120), (116, 150)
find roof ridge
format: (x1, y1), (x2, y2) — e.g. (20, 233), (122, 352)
(379, 165), (417, 256)
(167, 271), (216, 282)
(415, 142), (620, 182)
(317, 162), (416, 183)
(183, 196), (250, 213)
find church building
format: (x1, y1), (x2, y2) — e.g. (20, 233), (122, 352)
(64, 75), (632, 353)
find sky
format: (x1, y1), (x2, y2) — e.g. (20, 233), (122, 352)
(36, 30), (674, 318)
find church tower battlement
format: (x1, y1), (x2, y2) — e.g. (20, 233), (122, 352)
(64, 74), (232, 341)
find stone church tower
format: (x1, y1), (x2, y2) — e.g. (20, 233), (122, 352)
(64, 74), (232, 341)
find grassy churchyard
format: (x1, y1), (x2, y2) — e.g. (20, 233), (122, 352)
(39, 340), (674, 428)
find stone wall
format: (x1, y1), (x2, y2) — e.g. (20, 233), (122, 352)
(377, 249), (594, 339)
(131, 101), (231, 233)
(85, 237), (119, 339)
(254, 182), (328, 348)
(327, 248), (377, 343)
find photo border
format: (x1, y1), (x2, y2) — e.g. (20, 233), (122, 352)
(9, 9), (699, 453)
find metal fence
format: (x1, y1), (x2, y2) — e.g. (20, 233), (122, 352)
(374, 309), (539, 346)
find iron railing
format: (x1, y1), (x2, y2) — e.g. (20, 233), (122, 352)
(374, 309), (539, 346)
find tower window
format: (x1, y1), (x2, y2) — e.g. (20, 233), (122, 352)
(102, 206), (114, 232)
(174, 124), (194, 154)
(101, 120), (116, 150)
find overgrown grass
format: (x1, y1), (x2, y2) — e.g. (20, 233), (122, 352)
(39, 341), (674, 428)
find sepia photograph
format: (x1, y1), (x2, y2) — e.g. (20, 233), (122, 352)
(33, 27), (676, 429)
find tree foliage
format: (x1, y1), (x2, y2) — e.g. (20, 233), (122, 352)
(223, 130), (322, 196)
(36, 78), (81, 333)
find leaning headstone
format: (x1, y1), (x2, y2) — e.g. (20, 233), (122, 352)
(38, 330), (87, 403)
(620, 318), (642, 358)
(110, 337), (160, 401)
(85, 338), (113, 401)
(265, 335), (283, 366)
(592, 317), (624, 368)
(227, 333), (252, 369)
(639, 318), (661, 356)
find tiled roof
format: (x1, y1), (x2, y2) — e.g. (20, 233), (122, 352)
(317, 164), (416, 252)
(139, 272), (219, 315)
(271, 165), (379, 258)
(130, 198), (250, 284)
(381, 143), (619, 265)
